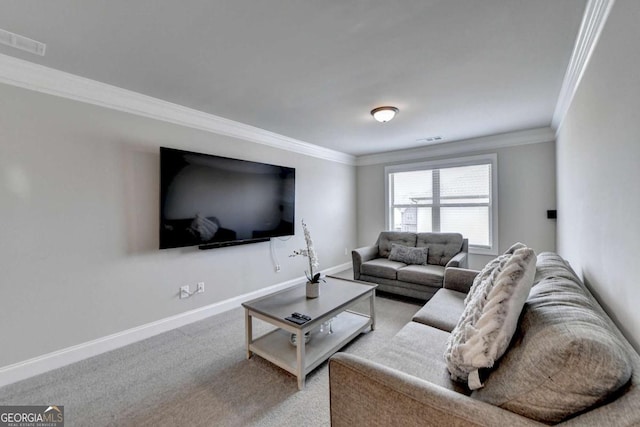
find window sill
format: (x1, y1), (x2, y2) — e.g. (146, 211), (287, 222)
(469, 246), (498, 256)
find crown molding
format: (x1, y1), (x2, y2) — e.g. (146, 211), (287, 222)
(0, 53), (355, 165)
(355, 127), (555, 166)
(552, 0), (615, 131)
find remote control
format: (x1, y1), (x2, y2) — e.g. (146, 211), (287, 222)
(292, 312), (311, 321)
(285, 315), (310, 325)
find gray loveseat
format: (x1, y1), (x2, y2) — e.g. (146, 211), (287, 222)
(352, 231), (468, 300)
(330, 252), (640, 426)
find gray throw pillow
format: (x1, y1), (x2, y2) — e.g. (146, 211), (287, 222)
(388, 244), (428, 265)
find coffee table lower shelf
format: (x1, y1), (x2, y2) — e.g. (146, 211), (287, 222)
(249, 311), (371, 383)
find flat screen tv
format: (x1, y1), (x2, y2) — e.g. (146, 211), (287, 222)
(160, 147), (295, 249)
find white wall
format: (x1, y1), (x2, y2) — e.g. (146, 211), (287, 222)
(357, 141), (557, 270)
(0, 83), (356, 367)
(556, 0), (640, 351)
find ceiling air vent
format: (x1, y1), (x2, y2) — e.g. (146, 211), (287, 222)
(0, 28), (46, 56)
(416, 136), (444, 143)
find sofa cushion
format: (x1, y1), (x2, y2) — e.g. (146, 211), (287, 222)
(445, 246), (536, 389)
(377, 232), (417, 258)
(416, 232), (463, 266)
(360, 276), (441, 300)
(533, 251), (579, 285)
(412, 288), (466, 332)
(388, 244), (428, 265)
(360, 258), (406, 280)
(473, 273), (633, 424)
(397, 264), (444, 287)
(372, 321), (470, 395)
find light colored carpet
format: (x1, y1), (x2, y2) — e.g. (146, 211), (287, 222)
(0, 278), (421, 426)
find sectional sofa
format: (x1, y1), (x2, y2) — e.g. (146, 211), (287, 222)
(330, 252), (640, 426)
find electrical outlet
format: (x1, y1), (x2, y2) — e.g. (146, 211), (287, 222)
(180, 285), (190, 299)
(344, 247), (349, 255)
(275, 265), (281, 273)
(196, 282), (205, 294)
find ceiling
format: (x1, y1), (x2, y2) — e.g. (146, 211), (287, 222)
(0, 1), (587, 156)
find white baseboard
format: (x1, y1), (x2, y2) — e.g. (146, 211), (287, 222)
(0, 262), (351, 387)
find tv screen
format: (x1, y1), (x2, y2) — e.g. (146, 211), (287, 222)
(159, 147), (295, 249)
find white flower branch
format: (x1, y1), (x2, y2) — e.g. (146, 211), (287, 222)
(290, 220), (323, 283)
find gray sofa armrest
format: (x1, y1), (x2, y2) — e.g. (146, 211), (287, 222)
(445, 251), (468, 269)
(351, 245), (378, 280)
(329, 353), (541, 427)
(443, 267), (480, 294)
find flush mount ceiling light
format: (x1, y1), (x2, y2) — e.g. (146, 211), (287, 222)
(371, 106), (399, 123)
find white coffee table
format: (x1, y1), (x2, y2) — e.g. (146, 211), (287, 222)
(242, 276), (376, 389)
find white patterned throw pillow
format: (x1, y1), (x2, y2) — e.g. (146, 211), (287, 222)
(444, 244), (536, 390)
(189, 213), (219, 241)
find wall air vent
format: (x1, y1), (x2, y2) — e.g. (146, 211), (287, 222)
(0, 28), (46, 56)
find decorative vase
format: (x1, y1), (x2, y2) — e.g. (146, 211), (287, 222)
(320, 318), (334, 334)
(306, 281), (319, 299)
(289, 331), (311, 346)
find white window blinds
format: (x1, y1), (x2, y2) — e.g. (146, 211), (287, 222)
(386, 155), (497, 254)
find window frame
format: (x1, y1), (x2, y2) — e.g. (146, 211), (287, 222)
(384, 153), (498, 255)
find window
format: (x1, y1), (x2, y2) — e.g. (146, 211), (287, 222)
(385, 154), (498, 255)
